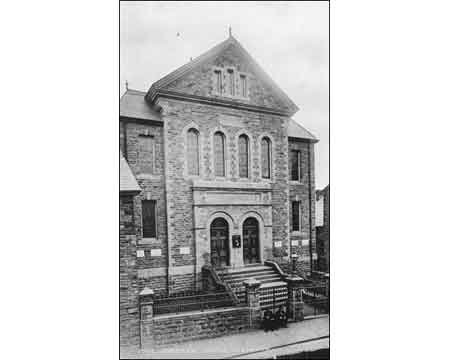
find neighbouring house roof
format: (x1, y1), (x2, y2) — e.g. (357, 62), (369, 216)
(147, 35), (299, 116)
(288, 119), (318, 142)
(120, 89), (162, 122)
(120, 151), (141, 194)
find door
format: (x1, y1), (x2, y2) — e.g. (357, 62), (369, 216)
(243, 217), (260, 264)
(210, 218), (229, 268)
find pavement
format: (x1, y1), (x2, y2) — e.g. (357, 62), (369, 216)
(121, 315), (329, 359)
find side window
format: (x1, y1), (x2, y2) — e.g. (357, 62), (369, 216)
(142, 200), (157, 238)
(214, 131), (226, 177)
(261, 137), (271, 179)
(187, 128), (200, 176)
(290, 150), (301, 181)
(238, 134), (249, 178)
(292, 201), (301, 232)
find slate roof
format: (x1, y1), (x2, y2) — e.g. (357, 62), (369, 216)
(147, 35), (299, 115)
(120, 89), (162, 121)
(120, 151), (141, 193)
(288, 119), (318, 142)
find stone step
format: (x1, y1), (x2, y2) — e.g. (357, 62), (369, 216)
(219, 265), (272, 275)
(221, 269), (276, 280)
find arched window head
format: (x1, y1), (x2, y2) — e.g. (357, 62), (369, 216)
(238, 134), (249, 178)
(214, 131), (226, 177)
(187, 128), (199, 176)
(261, 137), (271, 179)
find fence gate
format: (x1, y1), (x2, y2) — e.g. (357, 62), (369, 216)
(259, 284), (288, 312)
(299, 281), (329, 317)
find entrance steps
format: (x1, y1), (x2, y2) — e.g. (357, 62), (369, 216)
(217, 264), (288, 309)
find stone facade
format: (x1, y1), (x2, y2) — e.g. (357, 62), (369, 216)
(316, 185), (329, 272)
(119, 195), (140, 348)
(119, 34), (319, 346)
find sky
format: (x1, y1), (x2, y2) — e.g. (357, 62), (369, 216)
(120, 1), (329, 190)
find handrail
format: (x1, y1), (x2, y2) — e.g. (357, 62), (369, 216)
(264, 260), (290, 280)
(202, 265), (240, 305)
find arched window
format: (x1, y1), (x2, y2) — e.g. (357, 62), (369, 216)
(214, 131), (226, 177)
(261, 137), (271, 179)
(238, 134), (249, 178)
(187, 128), (199, 176)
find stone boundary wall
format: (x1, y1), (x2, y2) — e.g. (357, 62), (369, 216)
(151, 307), (250, 346)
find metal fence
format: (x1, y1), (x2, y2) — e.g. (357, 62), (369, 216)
(300, 281), (329, 317)
(153, 290), (235, 315)
(259, 285), (288, 311)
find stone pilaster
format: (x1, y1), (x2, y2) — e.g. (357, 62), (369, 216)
(139, 288), (154, 348)
(286, 276), (304, 321)
(244, 278), (261, 329)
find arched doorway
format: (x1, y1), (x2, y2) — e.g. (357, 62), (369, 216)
(210, 218), (229, 267)
(243, 217), (260, 264)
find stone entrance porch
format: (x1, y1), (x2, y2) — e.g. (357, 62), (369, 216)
(192, 180), (273, 288)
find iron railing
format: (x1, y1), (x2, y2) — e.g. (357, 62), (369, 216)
(259, 285), (288, 311)
(153, 290), (235, 315)
(300, 281), (329, 316)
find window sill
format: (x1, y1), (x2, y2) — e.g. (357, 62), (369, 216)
(139, 238), (157, 245)
(289, 180), (304, 185)
(211, 92), (249, 101)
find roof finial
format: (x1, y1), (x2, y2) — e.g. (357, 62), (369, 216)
(125, 80), (129, 91)
(228, 26), (232, 37)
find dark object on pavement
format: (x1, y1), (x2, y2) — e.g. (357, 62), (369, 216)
(275, 306), (288, 328)
(262, 309), (273, 332)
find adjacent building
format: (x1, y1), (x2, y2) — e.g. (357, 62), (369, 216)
(315, 185), (330, 273)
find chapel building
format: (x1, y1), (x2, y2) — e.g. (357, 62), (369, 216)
(120, 33), (319, 347)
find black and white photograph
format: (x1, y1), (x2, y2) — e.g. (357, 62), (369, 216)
(120, 1), (329, 358)
(5, 1), (450, 360)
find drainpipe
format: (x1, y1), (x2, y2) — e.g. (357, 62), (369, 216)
(308, 143), (314, 275)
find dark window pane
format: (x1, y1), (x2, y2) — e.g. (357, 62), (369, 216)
(214, 132), (225, 177)
(261, 138), (271, 179)
(292, 201), (300, 231)
(187, 129), (199, 176)
(142, 200), (156, 238)
(138, 136), (154, 174)
(238, 135), (249, 178)
(290, 150), (299, 181)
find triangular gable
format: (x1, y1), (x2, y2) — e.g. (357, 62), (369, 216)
(147, 35), (299, 116)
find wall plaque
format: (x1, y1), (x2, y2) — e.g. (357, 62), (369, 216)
(232, 235), (241, 248)
(136, 250), (145, 258)
(150, 249), (161, 257)
(291, 240), (299, 246)
(180, 247), (190, 255)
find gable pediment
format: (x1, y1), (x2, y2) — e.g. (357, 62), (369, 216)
(147, 36), (299, 116)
